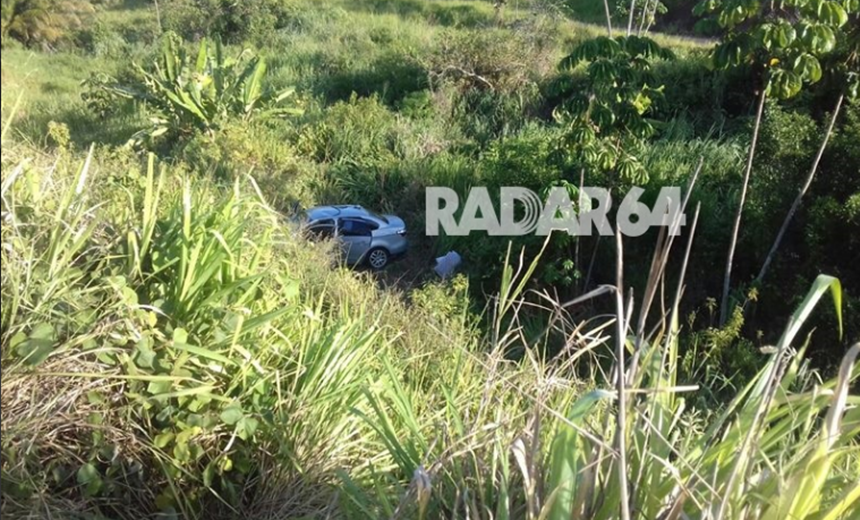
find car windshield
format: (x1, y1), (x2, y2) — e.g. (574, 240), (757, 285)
(291, 210), (308, 224)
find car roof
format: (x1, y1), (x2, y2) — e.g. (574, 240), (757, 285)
(306, 205), (385, 223)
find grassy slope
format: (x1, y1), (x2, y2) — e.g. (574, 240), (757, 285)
(1, 1), (857, 519)
(1, 0), (707, 135)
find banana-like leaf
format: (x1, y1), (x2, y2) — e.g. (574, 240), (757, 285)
(196, 38), (208, 75)
(545, 390), (613, 520)
(243, 58), (267, 114)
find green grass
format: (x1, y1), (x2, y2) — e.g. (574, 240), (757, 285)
(1, 140), (857, 518)
(0, 0), (708, 145)
(1, 48), (144, 146)
(1, 0), (858, 518)
(565, 0), (616, 25)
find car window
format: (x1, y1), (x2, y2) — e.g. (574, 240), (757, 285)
(305, 219), (335, 240)
(339, 218), (377, 237)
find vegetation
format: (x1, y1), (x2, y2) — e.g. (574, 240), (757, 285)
(1, 0), (95, 49)
(1, 0), (858, 519)
(695, 0), (859, 323)
(85, 32), (301, 145)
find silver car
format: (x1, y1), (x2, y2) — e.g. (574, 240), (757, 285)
(301, 205), (408, 269)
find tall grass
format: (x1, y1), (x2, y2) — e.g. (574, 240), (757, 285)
(342, 214), (860, 519)
(1, 143), (857, 518)
(0, 1), (857, 517)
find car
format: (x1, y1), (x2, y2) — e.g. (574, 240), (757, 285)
(300, 205), (407, 269)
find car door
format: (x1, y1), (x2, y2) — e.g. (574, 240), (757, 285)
(337, 218), (375, 264)
(304, 219), (335, 241)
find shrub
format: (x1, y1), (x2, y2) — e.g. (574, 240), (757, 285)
(180, 120), (322, 210)
(453, 87), (543, 146)
(162, 0), (298, 44)
(77, 20), (126, 57)
(434, 126), (578, 290)
(297, 94), (405, 164)
(425, 26), (557, 95)
(85, 32), (301, 146)
(556, 36), (676, 184)
(1, 0), (95, 49)
(316, 48), (429, 106)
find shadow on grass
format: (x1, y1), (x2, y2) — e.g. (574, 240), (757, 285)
(14, 102), (145, 149)
(314, 52), (429, 106)
(341, 0), (495, 28)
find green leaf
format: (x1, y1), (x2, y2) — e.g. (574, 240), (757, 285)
(203, 461), (216, 487)
(171, 342), (234, 366)
(848, 72), (859, 100)
(818, 1), (849, 25)
(237, 417), (259, 441)
(777, 22), (796, 47)
(220, 404), (244, 425)
(154, 432), (175, 449)
(793, 53), (822, 83)
(546, 390), (613, 520)
(767, 69), (803, 99)
(757, 23), (776, 50)
(803, 23), (837, 53)
(780, 274), (842, 344)
(243, 58), (267, 113)
(283, 279), (300, 301)
(135, 337), (156, 369)
(147, 379), (173, 395)
(76, 463), (103, 496)
(196, 38), (208, 74)
(273, 87), (296, 104)
(15, 323), (56, 366)
(713, 40), (745, 69)
(173, 328), (188, 344)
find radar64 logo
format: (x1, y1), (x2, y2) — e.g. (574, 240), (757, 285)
(426, 186), (686, 237)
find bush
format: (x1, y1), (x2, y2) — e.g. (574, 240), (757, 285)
(77, 20), (127, 57)
(425, 25), (557, 95)
(85, 32), (301, 146)
(1, 0), (95, 49)
(297, 94), (405, 164)
(316, 48), (429, 106)
(435, 125), (577, 290)
(181, 120), (322, 210)
(162, 0), (298, 44)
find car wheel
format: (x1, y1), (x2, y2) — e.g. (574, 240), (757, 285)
(367, 248), (389, 270)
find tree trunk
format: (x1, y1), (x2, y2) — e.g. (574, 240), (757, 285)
(613, 229), (632, 520)
(603, 0), (614, 36)
(642, 0), (660, 34)
(576, 168), (585, 293)
(754, 94), (844, 287)
(637, 0), (652, 35)
(719, 88), (766, 326)
(627, 0), (637, 35)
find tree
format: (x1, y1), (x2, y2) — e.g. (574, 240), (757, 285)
(555, 36), (673, 294)
(755, 8), (859, 286)
(1, 0), (94, 48)
(160, 0), (292, 43)
(556, 35), (675, 185)
(695, 0), (855, 324)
